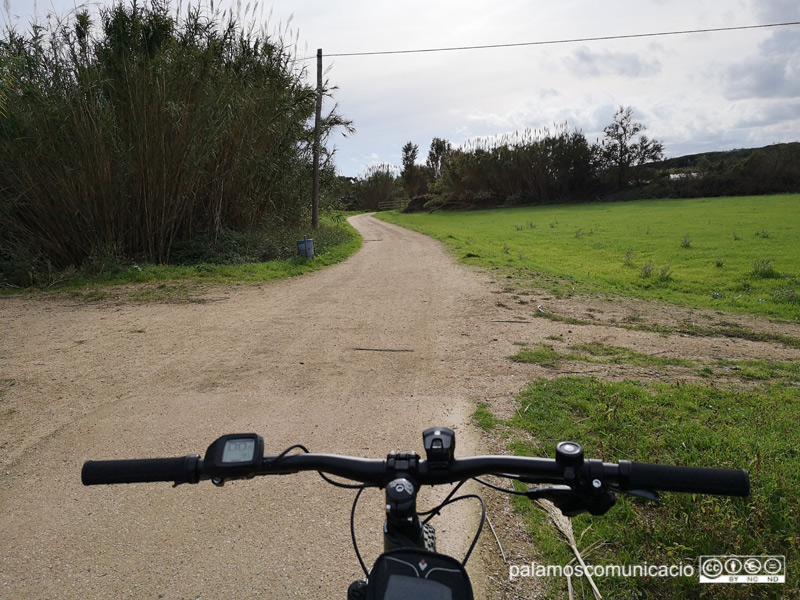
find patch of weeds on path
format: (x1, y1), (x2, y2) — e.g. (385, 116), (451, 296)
(473, 401), (497, 431)
(533, 306), (800, 349)
(532, 309), (591, 326)
(714, 358), (800, 383)
(511, 341), (800, 384)
(509, 344), (582, 368)
(678, 322), (800, 350)
(569, 342), (694, 368)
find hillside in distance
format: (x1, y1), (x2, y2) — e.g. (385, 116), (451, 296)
(654, 142), (800, 171)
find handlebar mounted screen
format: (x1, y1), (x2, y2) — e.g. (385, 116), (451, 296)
(204, 433), (264, 482)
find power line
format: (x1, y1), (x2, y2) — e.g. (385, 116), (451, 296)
(305, 21), (800, 59)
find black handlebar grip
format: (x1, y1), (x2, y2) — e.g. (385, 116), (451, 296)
(619, 461), (749, 496)
(82, 455), (200, 486)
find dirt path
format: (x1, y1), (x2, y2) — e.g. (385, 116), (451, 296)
(2, 213), (798, 599)
(0, 214), (527, 599)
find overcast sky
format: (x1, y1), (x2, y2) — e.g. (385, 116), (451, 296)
(5, 0), (800, 176)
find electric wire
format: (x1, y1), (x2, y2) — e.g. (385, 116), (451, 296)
(302, 20), (800, 59)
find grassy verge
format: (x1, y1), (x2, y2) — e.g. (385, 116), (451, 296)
(1, 216), (362, 301)
(377, 195), (800, 321)
(482, 377), (799, 599)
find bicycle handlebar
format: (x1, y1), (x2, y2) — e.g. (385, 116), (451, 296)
(82, 455), (201, 486)
(82, 452), (750, 497)
(620, 460), (749, 496)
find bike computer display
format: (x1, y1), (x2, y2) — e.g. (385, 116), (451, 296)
(222, 438), (257, 463)
(384, 576), (452, 600)
(204, 433), (264, 481)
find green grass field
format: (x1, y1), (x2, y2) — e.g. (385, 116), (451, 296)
(488, 377), (800, 599)
(380, 196), (800, 597)
(378, 195), (800, 321)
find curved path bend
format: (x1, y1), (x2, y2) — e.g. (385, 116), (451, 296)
(0, 214), (525, 599)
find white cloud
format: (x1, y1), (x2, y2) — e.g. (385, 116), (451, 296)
(6, 0), (800, 175)
(565, 46), (662, 79)
(722, 30), (800, 99)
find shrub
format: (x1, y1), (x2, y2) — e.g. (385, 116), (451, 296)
(750, 259), (779, 279)
(622, 249), (634, 266)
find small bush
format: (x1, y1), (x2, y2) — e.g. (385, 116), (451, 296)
(750, 259), (779, 279)
(641, 261), (655, 278)
(658, 264), (673, 281)
(623, 249), (634, 267)
(681, 234), (692, 248)
(715, 257), (726, 268)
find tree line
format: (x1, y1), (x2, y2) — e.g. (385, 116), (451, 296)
(349, 107), (662, 211)
(350, 107), (799, 212)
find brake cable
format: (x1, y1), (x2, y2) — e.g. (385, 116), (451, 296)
(350, 486), (370, 576)
(271, 444), (367, 489)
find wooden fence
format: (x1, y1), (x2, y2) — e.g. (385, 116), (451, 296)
(377, 199), (405, 211)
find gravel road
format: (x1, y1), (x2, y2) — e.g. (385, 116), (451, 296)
(0, 214), (526, 599)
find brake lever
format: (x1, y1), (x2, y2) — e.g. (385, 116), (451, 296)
(524, 485), (617, 517)
(615, 487), (660, 503)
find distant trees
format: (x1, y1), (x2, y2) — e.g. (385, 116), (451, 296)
(397, 107), (666, 211)
(599, 106), (664, 188)
(400, 142), (423, 200)
(354, 164), (401, 210)
(359, 107), (714, 214)
(426, 138), (454, 181)
(656, 142), (800, 198)
(432, 125), (599, 209)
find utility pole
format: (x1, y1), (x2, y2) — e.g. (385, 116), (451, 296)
(312, 48), (322, 229)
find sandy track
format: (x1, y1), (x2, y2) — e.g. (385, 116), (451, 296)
(0, 214), (525, 599)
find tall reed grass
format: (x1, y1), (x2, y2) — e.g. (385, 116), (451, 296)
(354, 163), (401, 210)
(436, 125), (599, 208)
(0, 0), (350, 285)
